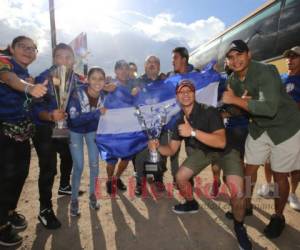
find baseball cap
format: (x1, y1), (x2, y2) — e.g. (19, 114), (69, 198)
(114, 59), (129, 70)
(225, 40), (249, 57)
(176, 79), (195, 94)
(283, 46), (300, 57)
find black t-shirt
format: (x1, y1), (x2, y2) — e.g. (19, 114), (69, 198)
(172, 102), (229, 153)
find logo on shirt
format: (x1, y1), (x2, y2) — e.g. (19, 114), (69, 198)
(285, 83), (295, 93)
(258, 91), (265, 101)
(69, 106), (77, 119)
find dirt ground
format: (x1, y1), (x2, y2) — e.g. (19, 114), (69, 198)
(2, 146), (300, 250)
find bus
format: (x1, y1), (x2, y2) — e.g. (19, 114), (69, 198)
(189, 0), (300, 74)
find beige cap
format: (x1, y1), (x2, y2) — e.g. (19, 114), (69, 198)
(283, 46), (300, 57)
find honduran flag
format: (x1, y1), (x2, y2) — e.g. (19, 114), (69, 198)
(96, 67), (221, 160)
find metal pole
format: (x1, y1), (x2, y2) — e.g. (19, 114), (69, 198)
(49, 0), (57, 57)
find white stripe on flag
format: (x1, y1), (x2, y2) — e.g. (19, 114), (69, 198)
(97, 81), (219, 135)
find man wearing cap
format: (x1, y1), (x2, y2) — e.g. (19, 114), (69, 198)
(149, 79), (252, 250)
(283, 46), (300, 108)
(222, 40), (300, 239)
(282, 46), (300, 210)
(166, 47), (199, 184)
(105, 60), (137, 195)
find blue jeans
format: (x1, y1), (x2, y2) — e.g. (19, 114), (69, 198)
(69, 131), (99, 200)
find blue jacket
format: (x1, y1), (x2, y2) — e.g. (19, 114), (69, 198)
(32, 67), (83, 126)
(0, 56), (32, 123)
(67, 84), (104, 134)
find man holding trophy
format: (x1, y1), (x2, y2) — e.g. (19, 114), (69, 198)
(134, 104), (168, 195)
(32, 43), (80, 229)
(133, 55), (169, 195)
(148, 79), (252, 250)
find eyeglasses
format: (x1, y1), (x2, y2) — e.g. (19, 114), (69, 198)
(16, 43), (38, 53)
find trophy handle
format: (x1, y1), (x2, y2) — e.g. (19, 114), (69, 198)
(61, 71), (75, 111)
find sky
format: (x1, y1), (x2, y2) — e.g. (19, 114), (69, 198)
(0, 0), (268, 76)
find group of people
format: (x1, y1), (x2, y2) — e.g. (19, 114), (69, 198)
(0, 35), (299, 250)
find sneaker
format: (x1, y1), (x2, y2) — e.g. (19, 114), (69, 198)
(38, 208), (62, 229)
(288, 193), (300, 211)
(256, 183), (274, 198)
(210, 178), (221, 198)
(234, 221), (252, 250)
(89, 194), (100, 210)
(116, 178), (127, 191)
(8, 211), (27, 230)
(172, 199), (199, 214)
(0, 224), (23, 247)
(58, 185), (72, 195)
(70, 200), (80, 217)
(225, 206), (253, 220)
(264, 214), (285, 238)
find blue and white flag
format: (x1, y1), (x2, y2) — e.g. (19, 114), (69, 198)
(96, 68), (221, 160)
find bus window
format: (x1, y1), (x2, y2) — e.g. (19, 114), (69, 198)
(190, 38), (220, 70)
(218, 1), (281, 66)
(276, 0), (300, 56)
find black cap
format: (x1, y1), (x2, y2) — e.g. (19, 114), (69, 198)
(225, 40), (249, 57)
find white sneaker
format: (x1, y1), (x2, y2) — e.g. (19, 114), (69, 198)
(288, 193), (300, 211)
(256, 183), (274, 198)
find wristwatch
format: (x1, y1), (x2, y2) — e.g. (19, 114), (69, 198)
(191, 129), (196, 137)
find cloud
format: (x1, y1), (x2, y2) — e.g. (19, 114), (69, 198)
(0, 0), (225, 76)
(134, 13), (225, 49)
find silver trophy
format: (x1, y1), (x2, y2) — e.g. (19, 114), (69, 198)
(135, 105), (169, 173)
(50, 65), (74, 139)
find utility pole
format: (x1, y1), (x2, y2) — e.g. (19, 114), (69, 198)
(49, 0), (57, 57)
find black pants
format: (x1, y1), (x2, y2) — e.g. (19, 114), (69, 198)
(0, 130), (30, 226)
(53, 137), (72, 188)
(32, 125), (72, 210)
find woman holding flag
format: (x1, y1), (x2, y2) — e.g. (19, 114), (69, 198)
(67, 67), (107, 216)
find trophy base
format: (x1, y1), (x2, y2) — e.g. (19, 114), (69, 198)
(52, 127), (70, 139)
(144, 161), (163, 175)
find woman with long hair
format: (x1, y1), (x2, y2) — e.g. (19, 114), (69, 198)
(0, 36), (46, 247)
(67, 67), (106, 216)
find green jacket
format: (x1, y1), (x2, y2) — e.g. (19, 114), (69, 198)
(227, 60), (300, 145)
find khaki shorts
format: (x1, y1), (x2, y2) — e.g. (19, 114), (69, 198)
(245, 130), (300, 173)
(182, 147), (244, 177)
